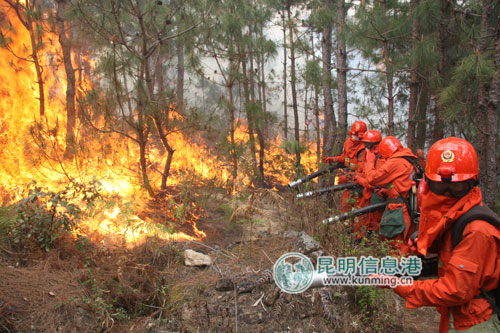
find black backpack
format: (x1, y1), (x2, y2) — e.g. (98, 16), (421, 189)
(396, 156), (425, 224)
(399, 155), (425, 182)
(451, 205), (500, 319)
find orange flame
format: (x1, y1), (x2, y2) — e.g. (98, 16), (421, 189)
(0, 3), (318, 247)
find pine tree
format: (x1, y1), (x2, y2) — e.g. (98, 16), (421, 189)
(3, 0), (46, 116)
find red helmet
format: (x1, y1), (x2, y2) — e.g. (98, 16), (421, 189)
(362, 130), (382, 143)
(349, 121), (367, 138)
(425, 137), (478, 182)
(378, 136), (402, 158)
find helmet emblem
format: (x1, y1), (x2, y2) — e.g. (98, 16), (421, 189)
(355, 124), (360, 130)
(441, 150), (455, 163)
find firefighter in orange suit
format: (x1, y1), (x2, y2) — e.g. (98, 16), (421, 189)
(353, 130), (384, 236)
(323, 121), (367, 213)
(355, 136), (417, 254)
(390, 137), (500, 332)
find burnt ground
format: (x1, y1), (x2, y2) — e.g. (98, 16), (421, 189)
(0, 187), (440, 332)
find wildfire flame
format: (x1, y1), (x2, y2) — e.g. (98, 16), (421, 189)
(0, 2), (317, 246)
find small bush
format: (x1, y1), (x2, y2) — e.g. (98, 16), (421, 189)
(10, 180), (101, 251)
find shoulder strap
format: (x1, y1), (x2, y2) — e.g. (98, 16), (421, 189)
(398, 156), (424, 178)
(451, 205), (500, 249)
(393, 156), (423, 224)
(356, 148), (364, 160)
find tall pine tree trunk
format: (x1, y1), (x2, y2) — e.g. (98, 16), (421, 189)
(408, 67), (419, 150)
(311, 33), (321, 164)
(484, 5), (500, 208)
(287, 1), (301, 167)
(136, 4), (155, 197)
(259, 29), (268, 118)
(6, 0), (45, 116)
(249, 27), (265, 183)
(314, 87), (321, 165)
(433, 0), (452, 141)
(322, 2), (336, 157)
(29, 15), (45, 117)
(477, 0), (497, 207)
(228, 82), (237, 191)
(416, 85), (429, 149)
(155, 54), (174, 190)
(282, 11), (288, 140)
(56, 0), (77, 159)
(239, 45), (259, 181)
(176, 37), (185, 115)
(336, 0), (348, 153)
(407, 0), (420, 151)
(382, 0), (394, 135)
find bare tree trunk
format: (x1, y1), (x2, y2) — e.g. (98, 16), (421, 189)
(228, 83), (237, 191)
(408, 68), (419, 149)
(322, 1), (336, 156)
(336, 0), (348, 153)
(155, 55), (175, 190)
(304, 80), (309, 142)
(476, 0), (491, 195)
(5, 0), (45, 116)
(282, 11), (288, 140)
(138, 128), (154, 197)
(29, 16), (45, 117)
(407, 0), (419, 151)
(154, 115), (175, 190)
(287, 1), (301, 168)
(239, 45), (259, 181)
(259, 29), (268, 122)
(211, 36), (238, 190)
(56, 0), (77, 159)
(249, 26), (265, 183)
(314, 88), (321, 165)
(415, 85), (429, 149)
(381, 0), (394, 135)
(311, 32), (321, 165)
(478, 0), (497, 207)
(433, 0), (451, 141)
(136, 4), (155, 197)
(176, 37), (185, 115)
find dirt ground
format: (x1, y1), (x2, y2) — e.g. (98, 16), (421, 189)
(0, 187), (440, 332)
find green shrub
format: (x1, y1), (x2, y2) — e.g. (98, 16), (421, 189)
(10, 180), (100, 251)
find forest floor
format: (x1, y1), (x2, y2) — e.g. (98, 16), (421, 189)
(0, 186), (440, 332)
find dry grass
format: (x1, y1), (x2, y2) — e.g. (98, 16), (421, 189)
(0, 185), (441, 332)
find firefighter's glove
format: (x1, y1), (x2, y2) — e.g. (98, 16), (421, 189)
(322, 156), (339, 164)
(374, 187), (388, 197)
(354, 175), (371, 189)
(393, 285), (411, 298)
(337, 175), (349, 184)
(408, 237), (418, 254)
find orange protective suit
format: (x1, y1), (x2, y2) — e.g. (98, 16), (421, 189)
(393, 186), (500, 332)
(326, 137), (366, 213)
(356, 156), (386, 234)
(328, 137), (366, 171)
(354, 152), (385, 235)
(360, 148), (417, 253)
